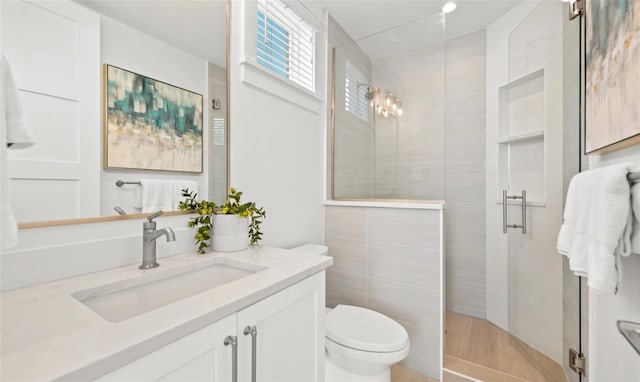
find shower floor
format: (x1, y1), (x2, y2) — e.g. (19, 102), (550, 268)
(444, 311), (567, 382)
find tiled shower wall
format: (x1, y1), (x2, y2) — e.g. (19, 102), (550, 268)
(372, 38), (446, 200)
(324, 205), (443, 378)
(369, 30), (487, 317)
(444, 31), (487, 318)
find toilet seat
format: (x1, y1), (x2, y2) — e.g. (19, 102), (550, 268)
(326, 305), (409, 353)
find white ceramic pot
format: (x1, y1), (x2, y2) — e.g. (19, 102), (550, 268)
(211, 214), (250, 252)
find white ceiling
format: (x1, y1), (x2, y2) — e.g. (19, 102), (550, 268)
(319, 0), (521, 59)
(319, 0), (521, 40)
(75, 0), (227, 67)
(74, 0), (520, 67)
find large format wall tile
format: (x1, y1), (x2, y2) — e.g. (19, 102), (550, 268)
(325, 206), (367, 240)
(402, 320), (441, 378)
(326, 269), (368, 308)
(367, 208), (441, 248)
(324, 237), (367, 276)
(369, 277), (440, 327)
(368, 243), (440, 290)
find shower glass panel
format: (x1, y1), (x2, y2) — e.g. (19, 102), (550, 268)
(503, 1), (571, 380)
(330, 13), (446, 201)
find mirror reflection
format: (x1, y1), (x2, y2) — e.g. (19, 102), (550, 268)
(1, 0), (227, 224)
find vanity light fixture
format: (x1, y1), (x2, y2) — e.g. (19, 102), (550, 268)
(366, 87), (403, 119)
(442, 2), (457, 13)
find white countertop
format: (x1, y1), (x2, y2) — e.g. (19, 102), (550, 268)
(0, 246), (332, 381)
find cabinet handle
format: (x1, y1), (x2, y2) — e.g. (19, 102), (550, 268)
(502, 190), (508, 233)
(243, 326), (257, 382)
(224, 335), (238, 382)
(521, 190), (527, 234)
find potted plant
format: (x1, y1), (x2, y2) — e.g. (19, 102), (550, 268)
(178, 188), (266, 253)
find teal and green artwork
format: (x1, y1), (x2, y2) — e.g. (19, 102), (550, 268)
(104, 64), (203, 172)
(586, 0), (640, 153)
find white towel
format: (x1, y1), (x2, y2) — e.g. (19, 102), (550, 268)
(133, 185), (143, 210)
(557, 163), (636, 293)
(170, 180), (198, 210)
(140, 179), (174, 213)
(1, 55), (34, 250)
(2, 55), (33, 149)
(630, 182), (640, 254)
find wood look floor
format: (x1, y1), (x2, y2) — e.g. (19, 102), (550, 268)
(444, 311), (567, 382)
(391, 364), (439, 382)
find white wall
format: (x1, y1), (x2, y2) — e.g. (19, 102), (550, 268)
(229, 0), (325, 248)
(100, 16), (209, 216)
(586, 148), (640, 381)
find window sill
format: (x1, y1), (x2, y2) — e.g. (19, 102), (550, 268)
(239, 57), (323, 114)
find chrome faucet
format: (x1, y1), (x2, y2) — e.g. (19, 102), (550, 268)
(140, 211), (176, 269)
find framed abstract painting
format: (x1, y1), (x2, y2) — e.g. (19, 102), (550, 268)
(585, 0), (640, 153)
(103, 64), (203, 172)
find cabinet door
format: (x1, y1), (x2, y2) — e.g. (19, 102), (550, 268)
(97, 314), (236, 381)
(237, 272), (325, 382)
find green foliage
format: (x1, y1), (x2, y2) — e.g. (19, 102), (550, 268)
(178, 188), (266, 254)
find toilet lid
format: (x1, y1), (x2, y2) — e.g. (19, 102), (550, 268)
(326, 305), (409, 352)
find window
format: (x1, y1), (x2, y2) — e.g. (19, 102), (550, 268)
(345, 60), (369, 122)
(212, 117), (225, 146)
(256, 0), (315, 92)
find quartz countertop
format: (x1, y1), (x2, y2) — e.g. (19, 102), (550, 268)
(0, 246), (332, 381)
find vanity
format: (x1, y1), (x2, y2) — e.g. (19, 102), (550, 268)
(0, 246), (332, 381)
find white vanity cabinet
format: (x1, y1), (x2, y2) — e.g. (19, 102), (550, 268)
(98, 272), (325, 382)
(98, 314), (236, 381)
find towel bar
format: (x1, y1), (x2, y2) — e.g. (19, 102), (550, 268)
(115, 180), (141, 187)
(627, 172), (640, 183)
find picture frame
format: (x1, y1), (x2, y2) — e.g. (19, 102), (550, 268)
(103, 64), (204, 172)
(585, 0), (640, 154)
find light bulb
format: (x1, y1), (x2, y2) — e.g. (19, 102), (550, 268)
(442, 2), (456, 13)
(397, 108), (403, 116)
(383, 110), (389, 117)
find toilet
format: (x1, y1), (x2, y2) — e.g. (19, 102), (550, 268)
(293, 245), (411, 382)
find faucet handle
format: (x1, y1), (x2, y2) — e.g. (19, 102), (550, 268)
(147, 210), (163, 222)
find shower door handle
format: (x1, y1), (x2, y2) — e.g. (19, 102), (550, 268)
(224, 335), (238, 382)
(503, 190), (526, 234)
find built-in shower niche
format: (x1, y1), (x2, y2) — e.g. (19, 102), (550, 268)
(497, 68), (545, 205)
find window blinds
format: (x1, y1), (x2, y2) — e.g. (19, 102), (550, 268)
(345, 60), (369, 122)
(257, 0), (315, 92)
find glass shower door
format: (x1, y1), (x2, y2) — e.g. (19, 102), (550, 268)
(501, 1), (575, 381)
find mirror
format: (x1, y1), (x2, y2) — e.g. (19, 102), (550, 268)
(1, 0), (228, 226)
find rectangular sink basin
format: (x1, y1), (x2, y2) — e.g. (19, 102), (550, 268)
(72, 257), (266, 323)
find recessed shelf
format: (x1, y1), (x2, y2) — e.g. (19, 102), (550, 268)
(498, 68), (545, 90)
(498, 130), (544, 144)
